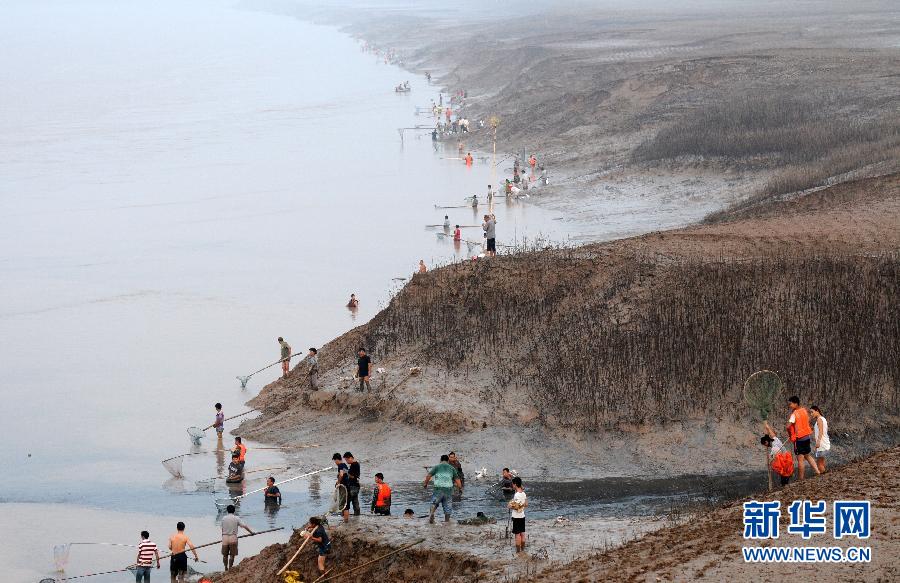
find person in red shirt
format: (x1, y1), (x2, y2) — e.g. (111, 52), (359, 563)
(453, 225), (462, 241)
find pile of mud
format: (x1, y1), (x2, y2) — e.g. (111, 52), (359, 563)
(212, 526), (484, 583)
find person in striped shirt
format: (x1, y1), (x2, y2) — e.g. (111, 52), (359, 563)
(134, 531), (160, 583)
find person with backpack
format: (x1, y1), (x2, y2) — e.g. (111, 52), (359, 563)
(786, 395), (821, 480)
(761, 421), (794, 487)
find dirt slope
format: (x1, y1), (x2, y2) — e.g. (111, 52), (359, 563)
(248, 172), (899, 433)
(529, 445), (900, 583)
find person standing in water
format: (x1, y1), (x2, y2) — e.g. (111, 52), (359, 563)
(423, 454), (462, 523)
(357, 348), (372, 392)
(487, 184), (493, 201)
(443, 215), (450, 229)
(168, 522), (199, 583)
(306, 347), (319, 391)
(453, 224), (462, 242)
(134, 531), (160, 583)
(528, 154), (537, 174)
(448, 452), (465, 491)
(221, 505), (253, 571)
(810, 405), (830, 473)
(471, 193), (478, 209)
(343, 452), (362, 516)
(278, 337), (291, 378)
(264, 476), (282, 505)
(370, 472), (392, 515)
(347, 294), (359, 308)
(483, 214), (497, 257)
(508, 477), (528, 553)
(213, 403), (224, 440)
(465, 152), (473, 165)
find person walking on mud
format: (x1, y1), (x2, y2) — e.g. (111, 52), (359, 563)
(167, 522), (199, 583)
(307, 347), (319, 391)
(333, 453), (351, 523)
(810, 405), (831, 473)
(508, 477), (528, 553)
(423, 454), (462, 523)
(357, 348), (372, 392)
(301, 516), (331, 576)
(278, 337), (291, 378)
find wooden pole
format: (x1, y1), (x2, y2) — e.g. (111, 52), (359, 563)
(276, 529), (313, 576)
(317, 538), (426, 582)
(311, 567), (334, 583)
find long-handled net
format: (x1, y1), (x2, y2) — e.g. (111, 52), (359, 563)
(186, 409), (258, 444)
(195, 465), (290, 492)
(52, 542), (138, 572)
(330, 484), (348, 514)
(743, 370), (784, 420)
(161, 451), (208, 479)
(237, 353), (303, 388)
(214, 465), (333, 509)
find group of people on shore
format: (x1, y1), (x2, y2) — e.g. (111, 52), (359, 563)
(761, 395), (830, 486)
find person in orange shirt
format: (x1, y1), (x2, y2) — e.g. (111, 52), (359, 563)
(370, 472), (392, 515)
(786, 395), (821, 480)
(232, 436), (247, 464)
(464, 152), (473, 165)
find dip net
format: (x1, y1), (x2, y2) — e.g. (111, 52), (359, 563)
(187, 426), (206, 444)
(743, 370), (784, 420)
(161, 452), (207, 479)
(330, 484), (348, 514)
(53, 543), (71, 571)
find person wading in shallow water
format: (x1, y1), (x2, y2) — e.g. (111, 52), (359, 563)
(370, 472), (392, 515)
(448, 452), (465, 491)
(423, 454), (462, 524)
(343, 452), (362, 517)
(278, 337), (291, 378)
(356, 348), (372, 392)
(347, 293), (359, 308)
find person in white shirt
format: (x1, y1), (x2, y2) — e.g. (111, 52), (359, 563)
(810, 405), (831, 473)
(507, 477), (528, 553)
(221, 505), (254, 570)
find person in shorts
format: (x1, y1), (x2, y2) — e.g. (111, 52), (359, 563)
(134, 530), (160, 583)
(810, 405), (831, 473)
(278, 337), (291, 378)
(220, 505), (253, 570)
(482, 214), (496, 257)
(356, 348), (372, 392)
(508, 477), (528, 553)
(213, 403), (224, 438)
(168, 522), (199, 583)
(302, 516), (330, 576)
(787, 395), (820, 480)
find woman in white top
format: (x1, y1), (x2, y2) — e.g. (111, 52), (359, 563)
(810, 405), (831, 473)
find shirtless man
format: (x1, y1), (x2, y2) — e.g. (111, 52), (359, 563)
(168, 522), (199, 583)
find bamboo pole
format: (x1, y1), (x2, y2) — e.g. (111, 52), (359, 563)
(276, 530), (313, 576)
(317, 538), (426, 582)
(56, 528), (283, 581)
(311, 567), (334, 583)
(203, 409), (258, 430)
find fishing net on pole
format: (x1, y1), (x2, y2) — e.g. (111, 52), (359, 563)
(161, 452), (207, 479)
(743, 370), (784, 420)
(53, 543), (71, 571)
(330, 484), (348, 514)
(186, 426), (205, 444)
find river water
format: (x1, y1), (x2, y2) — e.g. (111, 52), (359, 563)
(0, 1), (752, 581)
